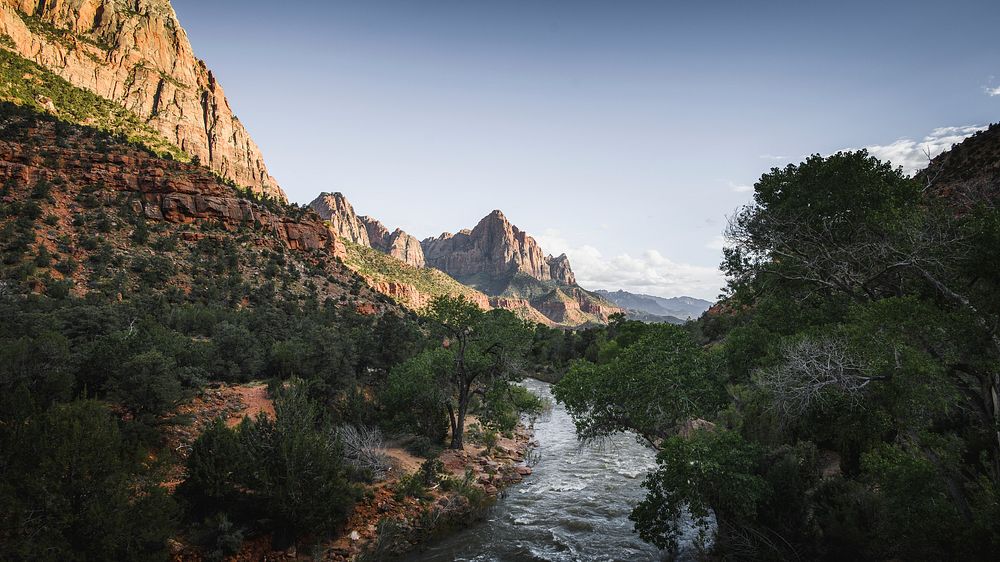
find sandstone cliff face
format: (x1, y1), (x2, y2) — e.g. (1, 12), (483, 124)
(0, 0), (284, 200)
(360, 216), (425, 268)
(420, 210), (621, 326)
(309, 192), (370, 246)
(547, 253), (576, 285)
(308, 192), (427, 267)
(421, 210), (570, 284)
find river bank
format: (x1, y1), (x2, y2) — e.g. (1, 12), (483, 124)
(333, 421), (538, 561)
(168, 379), (672, 561)
(165, 384), (540, 562)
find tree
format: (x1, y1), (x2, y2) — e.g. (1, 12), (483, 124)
(554, 323), (724, 445)
(0, 400), (177, 561)
(715, 151), (1000, 556)
(180, 381), (356, 548)
(631, 430), (766, 553)
(419, 295), (532, 449)
(383, 347), (451, 442)
(106, 349), (183, 419)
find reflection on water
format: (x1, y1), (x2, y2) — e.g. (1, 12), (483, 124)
(405, 379), (676, 562)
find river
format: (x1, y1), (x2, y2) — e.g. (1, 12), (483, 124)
(404, 378), (687, 561)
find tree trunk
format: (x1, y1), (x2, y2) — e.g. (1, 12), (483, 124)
(450, 382), (470, 449)
(446, 402), (458, 448)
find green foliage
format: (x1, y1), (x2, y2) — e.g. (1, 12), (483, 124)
(0, 400), (177, 561)
(394, 458), (448, 501)
(467, 422), (499, 452)
(419, 295), (533, 449)
(438, 467), (488, 506)
(555, 151), (1000, 559)
(554, 323), (725, 443)
(383, 347), (451, 442)
(476, 382), (545, 433)
(106, 349), (183, 419)
(180, 381), (357, 548)
(631, 430), (765, 552)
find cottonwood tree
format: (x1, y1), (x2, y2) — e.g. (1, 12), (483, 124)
(395, 295), (532, 449)
(554, 323), (724, 446)
(725, 150), (1000, 518)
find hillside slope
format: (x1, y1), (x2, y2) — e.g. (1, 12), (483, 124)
(0, 101), (389, 314)
(340, 238), (490, 311)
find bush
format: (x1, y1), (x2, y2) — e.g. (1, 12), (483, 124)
(337, 425), (390, 482)
(180, 381), (357, 548)
(467, 423), (499, 453)
(382, 349), (450, 442)
(0, 400), (178, 561)
(105, 349), (183, 419)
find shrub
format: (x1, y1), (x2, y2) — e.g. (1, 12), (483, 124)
(337, 425), (390, 482)
(180, 381), (357, 548)
(0, 400), (178, 561)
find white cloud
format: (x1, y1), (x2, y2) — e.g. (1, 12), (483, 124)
(759, 154), (787, 161)
(535, 230), (725, 301)
(727, 180), (753, 193)
(857, 125), (985, 175)
(985, 86), (1000, 97)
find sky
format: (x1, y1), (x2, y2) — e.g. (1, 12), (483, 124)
(172, 0), (1000, 301)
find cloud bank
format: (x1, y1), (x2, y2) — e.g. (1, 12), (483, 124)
(860, 125), (985, 175)
(535, 230), (725, 301)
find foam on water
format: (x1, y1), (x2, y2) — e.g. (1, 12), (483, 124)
(404, 379), (695, 561)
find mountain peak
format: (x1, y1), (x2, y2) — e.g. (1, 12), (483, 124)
(309, 192), (424, 267)
(422, 211), (577, 288)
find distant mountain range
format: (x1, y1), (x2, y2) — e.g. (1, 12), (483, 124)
(594, 290), (713, 322)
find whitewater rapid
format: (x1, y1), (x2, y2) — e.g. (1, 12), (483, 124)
(405, 378), (671, 561)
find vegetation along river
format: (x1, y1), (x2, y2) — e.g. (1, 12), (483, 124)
(406, 379), (703, 561)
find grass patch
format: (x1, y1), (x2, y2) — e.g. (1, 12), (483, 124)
(340, 239), (487, 309)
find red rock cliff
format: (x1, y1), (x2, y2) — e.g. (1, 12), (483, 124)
(421, 210), (578, 285)
(0, 0), (285, 200)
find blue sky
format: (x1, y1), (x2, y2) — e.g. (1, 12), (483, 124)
(172, 0), (1000, 300)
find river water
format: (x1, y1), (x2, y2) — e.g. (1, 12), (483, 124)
(405, 379), (673, 561)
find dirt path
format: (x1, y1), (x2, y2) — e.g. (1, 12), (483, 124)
(226, 383), (275, 427)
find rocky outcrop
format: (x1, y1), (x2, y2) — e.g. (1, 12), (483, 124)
(309, 192), (370, 246)
(547, 253), (576, 285)
(309, 192), (427, 268)
(488, 296), (554, 326)
(360, 216), (425, 268)
(531, 287), (621, 326)
(0, 0), (285, 200)
(422, 210), (572, 284)
(360, 215), (392, 249)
